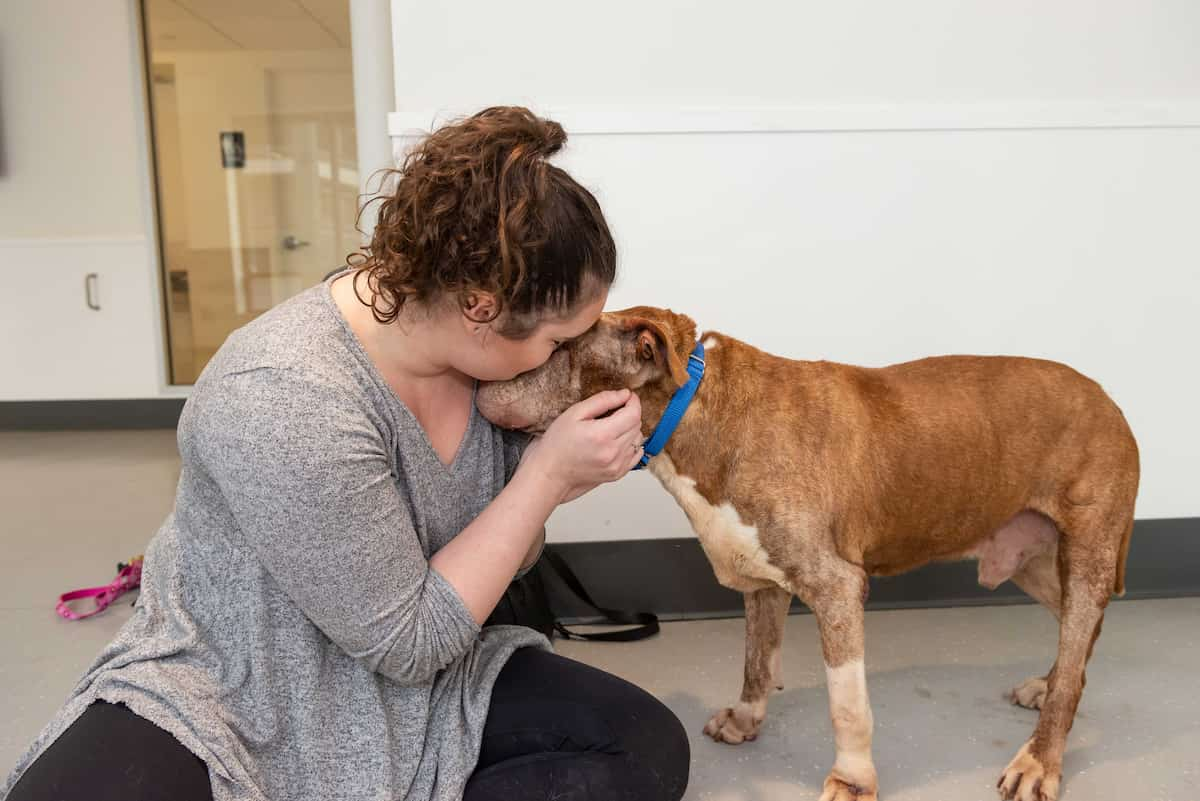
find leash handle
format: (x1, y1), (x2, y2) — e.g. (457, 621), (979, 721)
(56, 556), (144, 621)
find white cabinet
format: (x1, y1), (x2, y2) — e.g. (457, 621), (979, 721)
(0, 239), (165, 400)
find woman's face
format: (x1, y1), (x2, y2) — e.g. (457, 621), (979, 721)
(461, 290), (608, 382)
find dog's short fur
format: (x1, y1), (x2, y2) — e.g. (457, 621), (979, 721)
(477, 307), (1139, 801)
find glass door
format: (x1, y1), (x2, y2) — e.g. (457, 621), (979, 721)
(142, 0), (358, 383)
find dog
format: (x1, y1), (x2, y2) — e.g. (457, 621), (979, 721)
(475, 306), (1139, 801)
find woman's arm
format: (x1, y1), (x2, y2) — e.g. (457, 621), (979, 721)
(429, 468), (557, 621)
(199, 371), (640, 684)
(432, 389), (642, 622)
(519, 528), (546, 575)
(499, 432), (547, 576)
(198, 370), (485, 686)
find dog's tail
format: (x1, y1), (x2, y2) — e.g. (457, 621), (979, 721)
(1114, 517), (1133, 597)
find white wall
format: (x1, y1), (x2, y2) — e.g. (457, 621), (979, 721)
(0, 0), (167, 399)
(0, 1), (1194, 529)
(0, 0), (150, 238)
(390, 0), (1200, 111)
(391, 0), (1200, 536)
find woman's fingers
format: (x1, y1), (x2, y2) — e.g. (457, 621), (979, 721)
(570, 388), (631, 421)
(533, 389), (647, 493)
(594, 392), (642, 439)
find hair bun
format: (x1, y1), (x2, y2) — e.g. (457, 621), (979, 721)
(352, 103), (613, 331)
(533, 117), (566, 157)
(472, 106), (566, 158)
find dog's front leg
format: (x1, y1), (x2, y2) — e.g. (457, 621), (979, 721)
(803, 566), (878, 801)
(704, 585), (791, 744)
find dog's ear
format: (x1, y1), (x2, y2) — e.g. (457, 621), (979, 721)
(625, 318), (689, 387)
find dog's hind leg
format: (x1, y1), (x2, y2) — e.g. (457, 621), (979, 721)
(799, 562), (878, 801)
(1011, 537), (1062, 619)
(1007, 541), (1061, 710)
(998, 517), (1122, 801)
(704, 585), (791, 744)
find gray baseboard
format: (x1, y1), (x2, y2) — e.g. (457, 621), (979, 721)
(544, 517), (1200, 623)
(0, 399), (186, 430)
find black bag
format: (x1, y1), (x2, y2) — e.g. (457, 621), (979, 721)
(486, 547), (659, 642)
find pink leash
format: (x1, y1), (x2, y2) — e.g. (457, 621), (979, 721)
(56, 555), (144, 620)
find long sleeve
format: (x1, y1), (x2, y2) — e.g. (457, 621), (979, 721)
(193, 367), (479, 686)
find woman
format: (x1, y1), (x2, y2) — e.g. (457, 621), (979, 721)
(5, 107), (690, 801)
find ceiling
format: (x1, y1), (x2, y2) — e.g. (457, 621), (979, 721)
(145, 0), (351, 51)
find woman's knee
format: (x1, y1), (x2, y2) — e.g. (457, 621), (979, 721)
(610, 683), (691, 800)
(490, 650), (691, 799)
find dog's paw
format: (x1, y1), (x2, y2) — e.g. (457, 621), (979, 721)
(998, 740), (1060, 801)
(702, 702), (763, 744)
(1007, 676), (1048, 710)
(818, 774), (878, 801)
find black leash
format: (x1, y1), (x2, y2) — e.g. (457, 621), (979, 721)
(543, 549), (660, 642)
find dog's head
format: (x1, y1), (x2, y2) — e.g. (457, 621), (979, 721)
(476, 305), (697, 434)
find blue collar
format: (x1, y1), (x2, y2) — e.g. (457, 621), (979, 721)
(634, 342), (705, 470)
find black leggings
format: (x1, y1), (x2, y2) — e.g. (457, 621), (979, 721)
(8, 648), (690, 801)
(465, 648), (689, 800)
(6, 699), (212, 801)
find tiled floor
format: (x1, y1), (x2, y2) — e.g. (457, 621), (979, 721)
(2, 430), (1197, 800)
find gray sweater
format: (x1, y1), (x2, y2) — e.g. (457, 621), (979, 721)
(3, 276), (548, 801)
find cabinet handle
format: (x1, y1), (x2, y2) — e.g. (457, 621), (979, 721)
(85, 273), (101, 311)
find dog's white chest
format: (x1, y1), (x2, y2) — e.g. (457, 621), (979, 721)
(648, 456), (790, 593)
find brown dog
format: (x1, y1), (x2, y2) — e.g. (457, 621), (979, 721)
(476, 306), (1139, 801)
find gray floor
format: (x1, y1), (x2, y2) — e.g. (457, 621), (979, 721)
(2, 430), (1197, 800)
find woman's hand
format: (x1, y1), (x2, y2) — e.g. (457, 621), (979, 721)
(521, 389), (644, 504)
(434, 390), (640, 624)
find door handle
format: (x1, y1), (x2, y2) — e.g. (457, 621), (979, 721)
(282, 235), (311, 250)
(85, 273), (101, 311)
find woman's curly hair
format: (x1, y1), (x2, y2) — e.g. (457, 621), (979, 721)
(349, 106), (616, 337)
